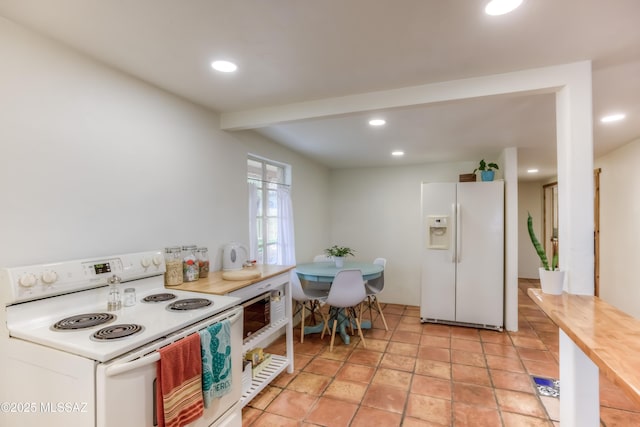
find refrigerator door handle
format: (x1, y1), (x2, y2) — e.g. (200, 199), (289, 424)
(456, 203), (461, 263)
(451, 203), (457, 263)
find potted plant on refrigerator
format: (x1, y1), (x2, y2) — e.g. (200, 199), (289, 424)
(527, 213), (564, 294)
(324, 245), (355, 268)
(473, 159), (499, 181)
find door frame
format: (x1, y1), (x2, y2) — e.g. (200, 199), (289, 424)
(542, 171), (601, 296)
(594, 168), (601, 296)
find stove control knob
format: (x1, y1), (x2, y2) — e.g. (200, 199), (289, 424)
(19, 273), (37, 288)
(152, 254), (163, 266)
(141, 257), (151, 268)
(41, 271), (58, 285)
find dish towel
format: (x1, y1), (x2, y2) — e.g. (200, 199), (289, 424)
(156, 333), (204, 427)
(199, 319), (232, 407)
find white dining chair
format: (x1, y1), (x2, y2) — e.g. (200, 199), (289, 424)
(319, 269), (367, 351)
(290, 269), (328, 343)
(360, 257), (389, 331)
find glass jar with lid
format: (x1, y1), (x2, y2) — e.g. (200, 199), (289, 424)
(196, 247), (210, 278)
(164, 246), (183, 287)
(182, 245), (199, 282)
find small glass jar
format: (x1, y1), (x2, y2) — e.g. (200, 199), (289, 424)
(182, 245), (199, 282)
(124, 288), (136, 307)
(164, 246), (183, 287)
(196, 247), (210, 278)
(106, 274), (122, 311)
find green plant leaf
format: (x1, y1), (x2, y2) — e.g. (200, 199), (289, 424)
(324, 245), (355, 257)
(473, 159), (500, 173)
(527, 212), (550, 270)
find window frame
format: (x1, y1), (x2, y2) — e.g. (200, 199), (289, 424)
(247, 155), (291, 264)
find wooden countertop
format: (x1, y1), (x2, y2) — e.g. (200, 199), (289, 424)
(168, 264), (294, 295)
(527, 288), (640, 406)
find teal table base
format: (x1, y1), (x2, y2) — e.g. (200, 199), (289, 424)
(304, 315), (371, 344)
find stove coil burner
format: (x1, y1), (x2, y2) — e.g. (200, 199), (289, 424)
(167, 298), (212, 311)
(142, 293), (177, 303)
(52, 313), (116, 331)
(92, 324), (144, 341)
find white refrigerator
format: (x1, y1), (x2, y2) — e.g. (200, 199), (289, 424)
(420, 181), (504, 330)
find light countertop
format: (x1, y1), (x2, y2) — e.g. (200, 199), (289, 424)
(528, 288), (640, 406)
(169, 264), (294, 295)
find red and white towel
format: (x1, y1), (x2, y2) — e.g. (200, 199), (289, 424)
(156, 333), (204, 427)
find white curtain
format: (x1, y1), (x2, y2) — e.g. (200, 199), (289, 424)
(248, 182), (259, 261)
(276, 186), (296, 265)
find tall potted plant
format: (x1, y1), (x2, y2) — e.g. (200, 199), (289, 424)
(527, 213), (564, 294)
(324, 245), (355, 268)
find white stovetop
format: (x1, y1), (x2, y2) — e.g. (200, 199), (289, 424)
(6, 276), (240, 362)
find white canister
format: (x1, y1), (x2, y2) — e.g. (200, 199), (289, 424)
(164, 247), (183, 287)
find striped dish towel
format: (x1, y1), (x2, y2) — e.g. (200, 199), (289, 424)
(156, 333), (204, 427)
(199, 319), (232, 407)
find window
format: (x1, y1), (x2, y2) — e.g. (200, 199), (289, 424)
(247, 156), (293, 264)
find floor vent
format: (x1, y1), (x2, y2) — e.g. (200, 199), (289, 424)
(531, 375), (560, 398)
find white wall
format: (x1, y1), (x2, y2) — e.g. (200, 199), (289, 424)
(0, 17), (329, 269)
(518, 181), (545, 278)
(329, 161), (476, 305)
(596, 137), (640, 318)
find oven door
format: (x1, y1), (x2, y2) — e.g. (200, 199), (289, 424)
(96, 306), (242, 427)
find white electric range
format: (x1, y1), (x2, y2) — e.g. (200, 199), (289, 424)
(0, 250), (243, 427)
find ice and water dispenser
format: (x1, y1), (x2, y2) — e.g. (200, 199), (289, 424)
(427, 215), (450, 249)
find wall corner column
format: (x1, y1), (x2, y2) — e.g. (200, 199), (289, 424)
(502, 147), (519, 331)
(555, 61), (595, 295)
(555, 60), (598, 426)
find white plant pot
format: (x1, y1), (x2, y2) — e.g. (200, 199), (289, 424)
(334, 257), (345, 268)
(538, 268), (565, 295)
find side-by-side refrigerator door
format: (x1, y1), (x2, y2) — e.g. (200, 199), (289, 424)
(455, 181), (504, 328)
(420, 182), (456, 322)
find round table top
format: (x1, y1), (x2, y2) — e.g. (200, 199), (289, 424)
(295, 261), (383, 282)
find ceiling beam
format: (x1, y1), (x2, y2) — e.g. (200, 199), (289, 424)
(218, 62), (587, 130)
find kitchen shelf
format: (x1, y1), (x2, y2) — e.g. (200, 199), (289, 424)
(224, 270), (294, 409)
(240, 354), (289, 406)
(242, 317), (288, 353)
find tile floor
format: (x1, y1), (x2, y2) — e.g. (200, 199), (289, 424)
(242, 279), (640, 426)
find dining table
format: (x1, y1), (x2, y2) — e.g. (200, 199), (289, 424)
(295, 261), (384, 344)
(295, 261), (384, 283)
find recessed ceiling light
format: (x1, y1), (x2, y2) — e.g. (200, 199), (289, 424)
(369, 119), (386, 126)
(485, 0), (523, 16)
(391, 150), (404, 157)
(527, 168), (539, 174)
(600, 113), (626, 123)
(211, 60), (238, 73)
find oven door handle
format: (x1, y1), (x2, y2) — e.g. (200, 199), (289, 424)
(106, 352), (161, 377)
(105, 307), (242, 377)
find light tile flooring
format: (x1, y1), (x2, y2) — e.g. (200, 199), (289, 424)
(242, 279), (640, 426)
